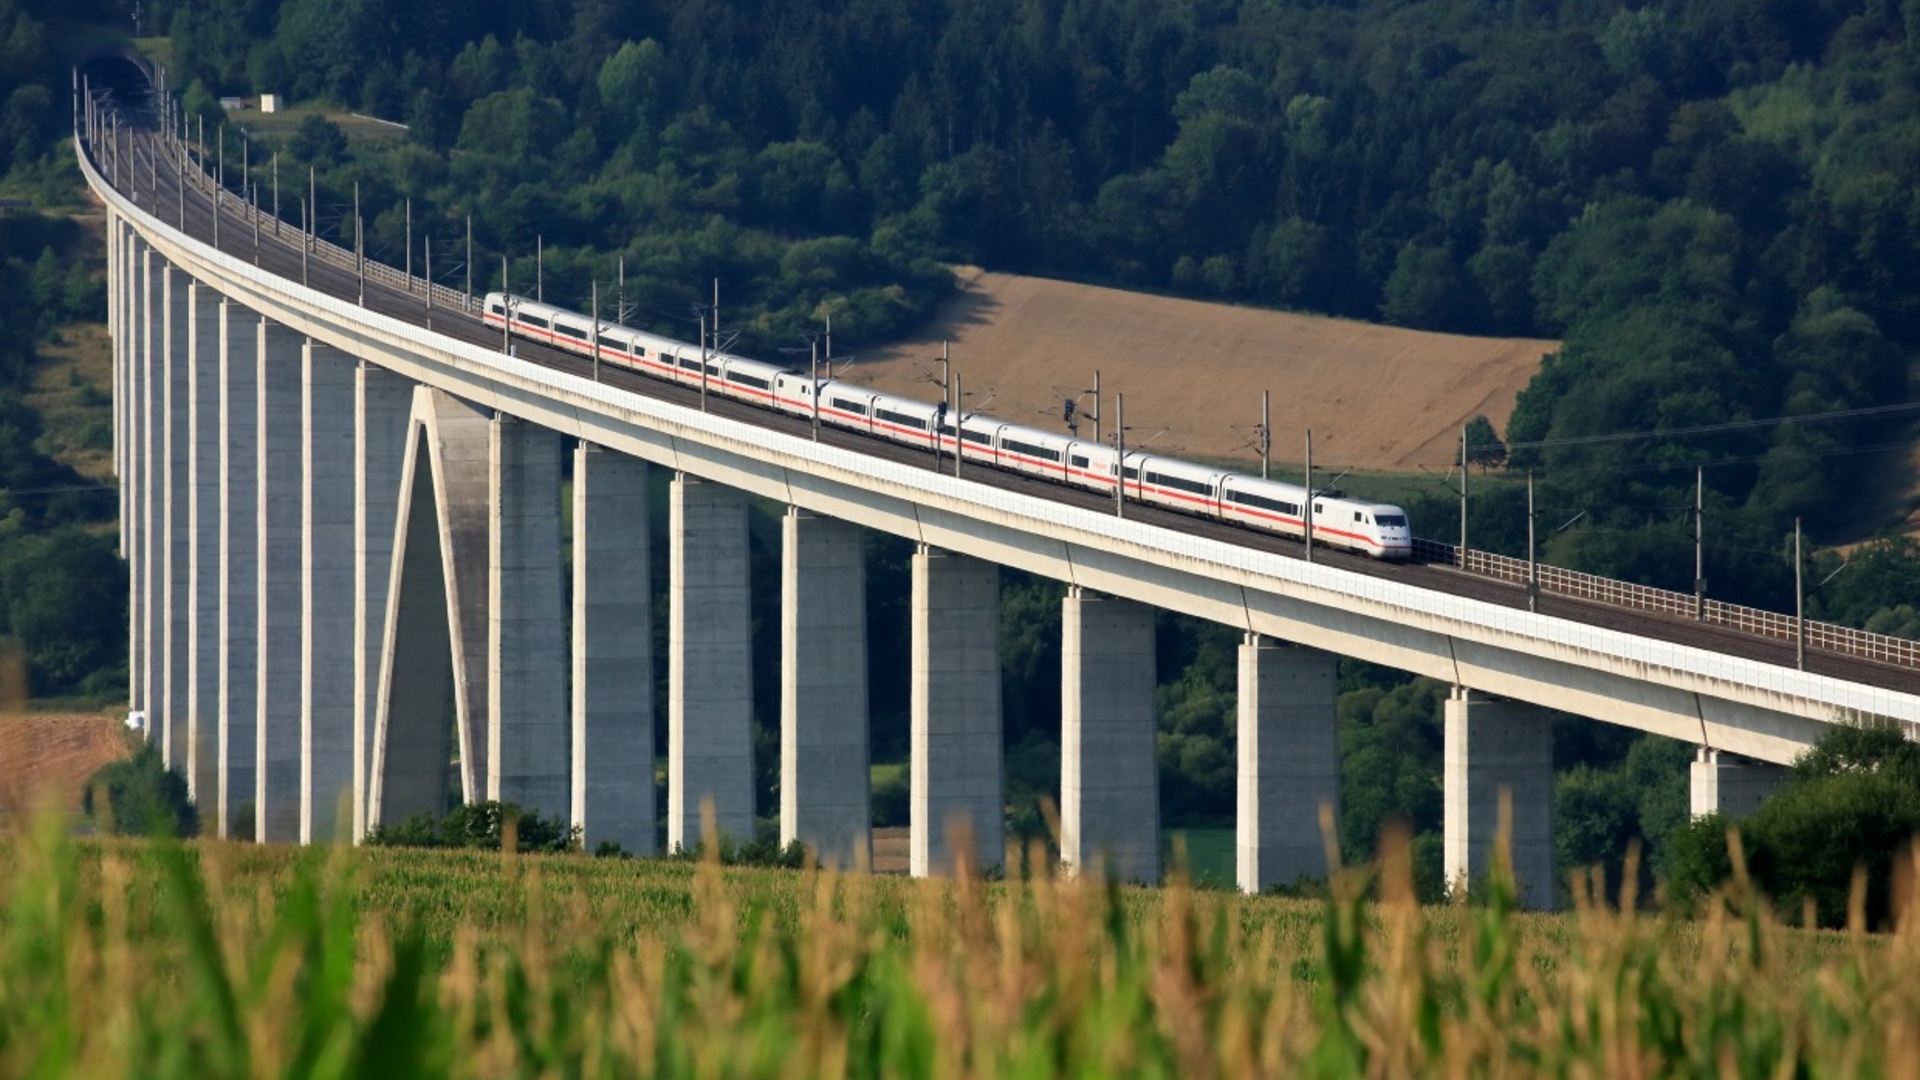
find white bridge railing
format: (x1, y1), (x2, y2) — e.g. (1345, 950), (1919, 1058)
(1412, 538), (1920, 671)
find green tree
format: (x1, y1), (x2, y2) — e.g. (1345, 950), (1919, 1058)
(84, 743), (198, 838)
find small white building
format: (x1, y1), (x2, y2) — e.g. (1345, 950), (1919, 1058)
(260, 93), (281, 113)
(218, 96), (243, 111)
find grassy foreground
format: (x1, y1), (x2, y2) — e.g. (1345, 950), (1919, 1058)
(3, 820), (1919, 1078)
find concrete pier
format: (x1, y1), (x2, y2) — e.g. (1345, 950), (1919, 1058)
(1236, 636), (1338, 893)
(486, 416), (567, 818)
(571, 444), (655, 855)
(1443, 687), (1555, 909)
(780, 508), (869, 867)
(124, 234), (144, 724)
(301, 341), (358, 842)
(369, 392), (462, 827)
(160, 262), (188, 769)
(668, 474), (755, 850)
(1061, 588), (1159, 883)
(909, 546), (1002, 877)
(216, 301), (259, 837)
(1691, 749), (1788, 819)
(431, 392), (495, 802)
(353, 361), (412, 840)
(184, 283), (221, 806)
(140, 247), (162, 747)
(255, 322), (305, 841)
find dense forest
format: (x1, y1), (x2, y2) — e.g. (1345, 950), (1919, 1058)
(5, 0), (1920, 897)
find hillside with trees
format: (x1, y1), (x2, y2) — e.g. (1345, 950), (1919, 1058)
(7, 0), (1920, 898)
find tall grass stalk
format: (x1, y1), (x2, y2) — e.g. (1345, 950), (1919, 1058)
(2, 815), (1919, 1078)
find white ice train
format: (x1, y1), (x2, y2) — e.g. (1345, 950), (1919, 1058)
(482, 292), (1414, 560)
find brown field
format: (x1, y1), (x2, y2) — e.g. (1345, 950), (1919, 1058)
(0, 713), (131, 820)
(850, 269), (1559, 471)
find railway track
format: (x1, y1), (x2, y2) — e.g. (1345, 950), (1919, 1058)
(89, 96), (1920, 700)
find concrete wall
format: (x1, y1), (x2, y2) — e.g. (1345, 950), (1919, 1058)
(780, 508), (870, 868)
(487, 415), (567, 818)
(1443, 688), (1555, 910)
(217, 300), (259, 837)
(571, 444), (655, 855)
(668, 474), (755, 850)
(1236, 636), (1338, 893)
(910, 547), (1003, 877)
(1061, 588), (1159, 883)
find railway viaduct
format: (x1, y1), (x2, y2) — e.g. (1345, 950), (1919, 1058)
(77, 69), (1920, 908)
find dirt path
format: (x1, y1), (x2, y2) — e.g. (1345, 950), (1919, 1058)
(850, 270), (1558, 471)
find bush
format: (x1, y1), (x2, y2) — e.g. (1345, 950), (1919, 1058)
(364, 800), (579, 854)
(82, 742), (198, 838)
(1665, 725), (1920, 928)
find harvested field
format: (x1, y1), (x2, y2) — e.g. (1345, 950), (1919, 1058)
(852, 270), (1558, 471)
(0, 712), (131, 820)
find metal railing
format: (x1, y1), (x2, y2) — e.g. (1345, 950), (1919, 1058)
(1412, 538), (1920, 671)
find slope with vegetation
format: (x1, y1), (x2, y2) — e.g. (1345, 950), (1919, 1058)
(8, 0), (1920, 899)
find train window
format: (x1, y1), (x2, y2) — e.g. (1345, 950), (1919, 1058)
(730, 372), (770, 390)
(634, 346), (647, 358)
(488, 302), (505, 316)
(1123, 467), (1138, 480)
(831, 398), (869, 416)
(1070, 455), (1090, 468)
(555, 323), (587, 340)
(678, 357), (700, 371)
(521, 314), (550, 329)
(1378, 514), (1407, 527)
(706, 362), (722, 376)
(1355, 511), (1363, 523)
(961, 429), (990, 445)
(1002, 438), (1061, 462)
(876, 408), (926, 430)
(1314, 503), (1324, 515)
(1146, 471), (1212, 496)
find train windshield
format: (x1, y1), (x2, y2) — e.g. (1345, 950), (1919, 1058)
(1377, 514), (1408, 528)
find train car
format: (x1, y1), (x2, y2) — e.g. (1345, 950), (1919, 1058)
(1127, 455), (1224, 518)
(1309, 492), (1413, 560)
(479, 291), (1416, 559)
(993, 423), (1074, 483)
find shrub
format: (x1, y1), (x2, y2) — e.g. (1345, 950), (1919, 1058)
(82, 742), (198, 838)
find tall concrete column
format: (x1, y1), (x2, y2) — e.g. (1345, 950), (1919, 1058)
(185, 283), (222, 807)
(353, 361), (412, 841)
(1235, 635), (1338, 893)
(160, 263), (190, 770)
(125, 235), (145, 722)
(571, 444), (654, 855)
(109, 213), (122, 542)
(668, 474), (755, 850)
(780, 508), (869, 867)
(1061, 588), (1159, 883)
(487, 415), (567, 818)
(140, 246), (163, 745)
(909, 546), (1002, 877)
(1691, 749), (1787, 819)
(302, 340), (358, 842)
(1443, 688), (1555, 910)
(216, 301), (260, 839)
(255, 321), (305, 842)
